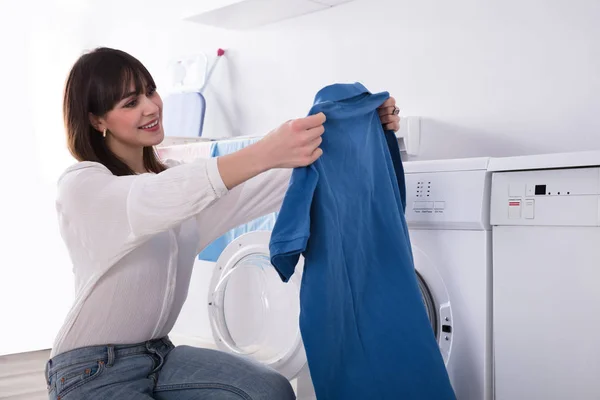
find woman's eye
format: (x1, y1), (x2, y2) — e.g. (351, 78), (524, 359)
(125, 99), (137, 108)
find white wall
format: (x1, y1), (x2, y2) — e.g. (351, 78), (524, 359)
(83, 0), (600, 341)
(0, 1), (93, 355)
(90, 0), (600, 160)
(2, 0), (599, 354)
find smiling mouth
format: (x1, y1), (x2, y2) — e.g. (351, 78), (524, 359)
(139, 119), (159, 129)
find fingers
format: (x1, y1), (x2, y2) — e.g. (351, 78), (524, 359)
(304, 135), (323, 155)
(305, 124), (325, 140)
(378, 97), (400, 132)
(301, 133), (324, 165)
(292, 112), (326, 131)
(385, 122), (400, 132)
(378, 106), (396, 117)
(309, 147), (324, 163)
(308, 135), (323, 148)
(378, 97), (395, 109)
(380, 114), (400, 124)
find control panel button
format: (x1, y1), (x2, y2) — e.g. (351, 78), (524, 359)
(434, 201), (446, 210)
(508, 199), (521, 219)
(524, 199), (535, 219)
(413, 201), (434, 211)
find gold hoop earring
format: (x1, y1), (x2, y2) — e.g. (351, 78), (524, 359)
(103, 128), (107, 138)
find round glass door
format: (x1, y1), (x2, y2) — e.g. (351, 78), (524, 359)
(411, 244), (453, 364)
(209, 231), (307, 380)
(416, 271), (438, 338)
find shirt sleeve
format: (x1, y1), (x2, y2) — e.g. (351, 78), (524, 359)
(57, 158), (228, 266)
(268, 165), (319, 282)
(195, 165), (292, 254)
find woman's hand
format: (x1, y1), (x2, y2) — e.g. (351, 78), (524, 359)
(378, 97), (401, 132)
(217, 113), (326, 190)
(257, 113), (326, 170)
(217, 96), (398, 191)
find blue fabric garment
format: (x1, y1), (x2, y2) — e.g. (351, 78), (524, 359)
(197, 138), (279, 262)
(269, 83), (456, 399)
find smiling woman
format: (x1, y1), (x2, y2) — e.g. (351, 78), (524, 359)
(47, 46), (400, 400)
(63, 47), (167, 176)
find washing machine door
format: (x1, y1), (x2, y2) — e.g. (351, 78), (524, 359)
(411, 245), (453, 364)
(208, 231), (307, 380)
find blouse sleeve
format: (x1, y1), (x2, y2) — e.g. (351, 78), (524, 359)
(56, 158), (229, 265)
(194, 166), (292, 253)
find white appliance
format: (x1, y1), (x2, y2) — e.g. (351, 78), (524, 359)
(403, 157), (493, 400)
(488, 151), (600, 400)
(164, 141), (493, 399)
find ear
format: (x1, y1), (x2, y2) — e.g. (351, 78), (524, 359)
(88, 113), (106, 133)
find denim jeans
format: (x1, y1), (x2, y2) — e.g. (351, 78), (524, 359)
(44, 337), (296, 399)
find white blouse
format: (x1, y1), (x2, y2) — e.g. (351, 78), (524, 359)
(51, 157), (291, 357)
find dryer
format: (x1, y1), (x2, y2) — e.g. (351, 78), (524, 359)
(403, 157), (493, 400)
(489, 151), (600, 400)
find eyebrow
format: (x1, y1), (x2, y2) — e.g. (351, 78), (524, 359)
(121, 91), (138, 101)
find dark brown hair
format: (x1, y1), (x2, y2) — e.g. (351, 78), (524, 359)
(63, 47), (166, 176)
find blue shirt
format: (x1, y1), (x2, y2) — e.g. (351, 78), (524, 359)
(269, 83), (456, 399)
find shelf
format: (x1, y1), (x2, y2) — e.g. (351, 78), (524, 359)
(184, 0), (355, 30)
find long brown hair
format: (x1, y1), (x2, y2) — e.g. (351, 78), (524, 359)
(63, 47), (166, 176)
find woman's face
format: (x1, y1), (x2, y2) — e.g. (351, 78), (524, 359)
(95, 83), (164, 148)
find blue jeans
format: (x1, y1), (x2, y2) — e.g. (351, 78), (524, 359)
(44, 337), (296, 399)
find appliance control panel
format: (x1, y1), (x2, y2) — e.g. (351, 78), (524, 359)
(412, 179), (446, 214)
(490, 167), (600, 226)
(404, 169), (490, 230)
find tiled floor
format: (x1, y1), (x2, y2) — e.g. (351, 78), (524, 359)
(0, 349), (49, 399)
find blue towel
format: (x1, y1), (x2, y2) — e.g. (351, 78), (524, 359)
(197, 138), (279, 262)
(269, 83), (456, 399)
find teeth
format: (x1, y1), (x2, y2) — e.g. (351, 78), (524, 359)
(141, 120), (158, 129)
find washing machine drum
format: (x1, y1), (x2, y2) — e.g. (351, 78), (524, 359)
(208, 231), (307, 380)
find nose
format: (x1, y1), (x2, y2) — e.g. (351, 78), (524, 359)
(142, 95), (160, 115)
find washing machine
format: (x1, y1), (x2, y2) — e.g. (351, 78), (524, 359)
(488, 151), (600, 400)
(403, 157), (493, 400)
(180, 157), (494, 400)
(165, 141), (492, 399)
